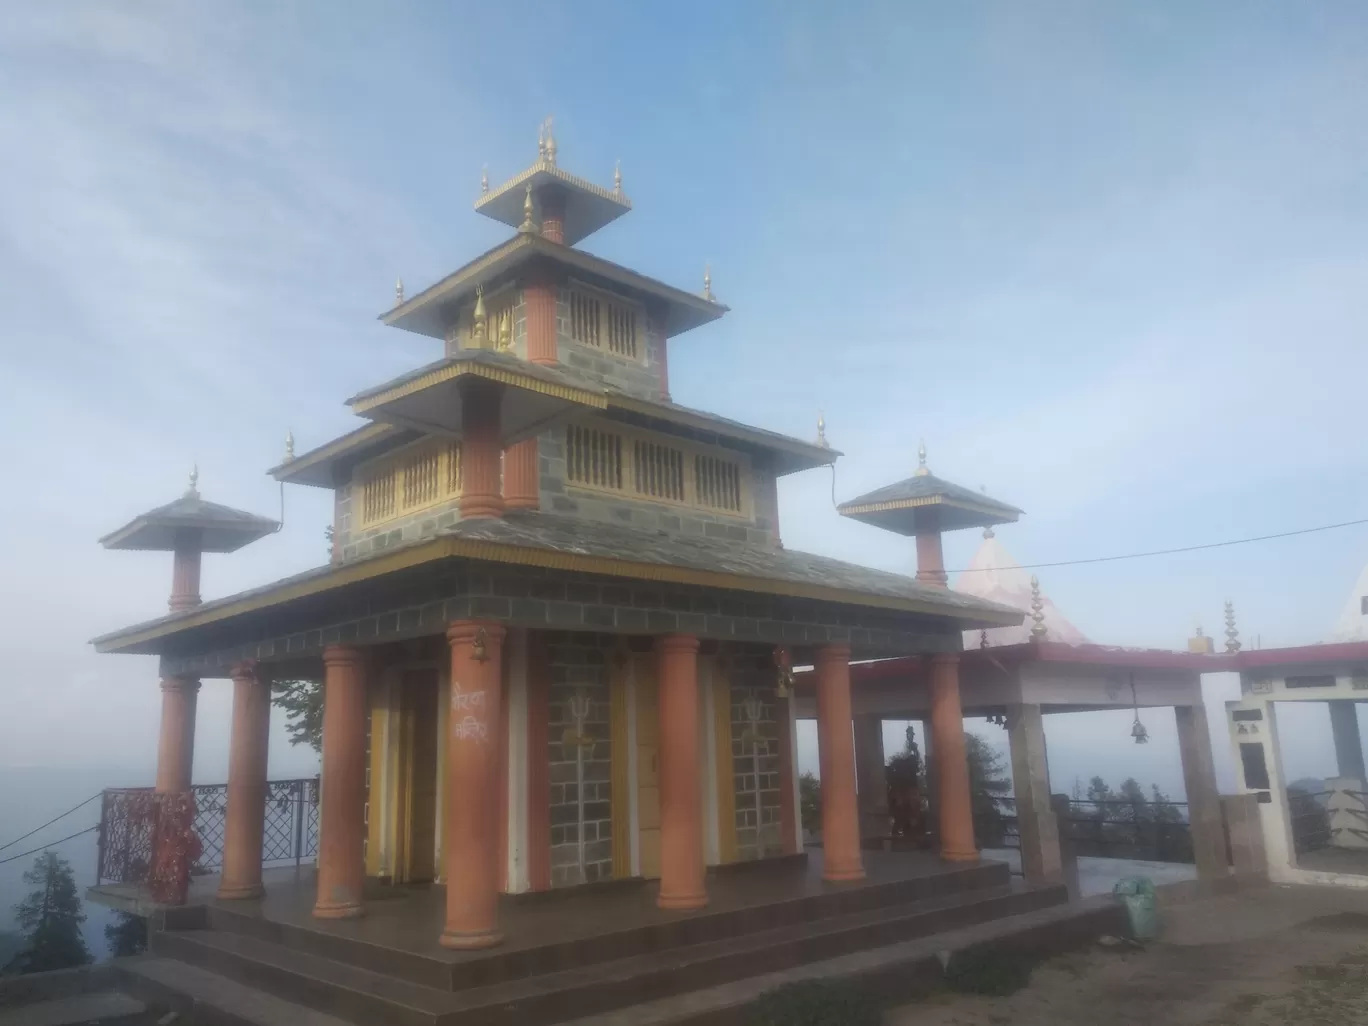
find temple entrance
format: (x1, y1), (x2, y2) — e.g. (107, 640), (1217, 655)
(634, 655), (661, 879)
(396, 669), (439, 883)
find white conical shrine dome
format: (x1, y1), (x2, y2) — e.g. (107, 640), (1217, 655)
(1329, 560), (1368, 641)
(954, 530), (1088, 647)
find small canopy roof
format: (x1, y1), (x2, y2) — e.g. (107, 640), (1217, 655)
(838, 445), (1022, 536)
(476, 161), (631, 247)
(347, 349), (607, 445)
(100, 476), (278, 553)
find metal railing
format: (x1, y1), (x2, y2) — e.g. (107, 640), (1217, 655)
(97, 778), (320, 886)
(1289, 789), (1334, 854)
(973, 796), (1196, 864)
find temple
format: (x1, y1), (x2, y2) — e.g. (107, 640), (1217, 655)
(92, 126), (1024, 950)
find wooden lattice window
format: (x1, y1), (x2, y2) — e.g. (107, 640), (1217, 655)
(633, 439), (685, 503)
(695, 453), (743, 513)
(356, 438), (463, 528)
(566, 424), (624, 491)
(569, 287), (638, 359)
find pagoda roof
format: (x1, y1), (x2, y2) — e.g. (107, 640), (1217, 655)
(475, 160), (631, 245)
(100, 489), (278, 553)
(838, 462), (1022, 536)
(92, 510), (1023, 655)
(382, 233), (728, 340)
(267, 422), (409, 488)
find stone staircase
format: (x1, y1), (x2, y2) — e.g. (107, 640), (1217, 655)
(107, 862), (1121, 1026)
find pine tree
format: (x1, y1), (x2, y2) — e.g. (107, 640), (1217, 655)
(104, 912), (147, 958)
(272, 679), (323, 752)
(965, 733), (1012, 846)
(5, 852), (91, 974)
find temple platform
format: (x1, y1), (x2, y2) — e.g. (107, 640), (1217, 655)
(106, 850), (1124, 1026)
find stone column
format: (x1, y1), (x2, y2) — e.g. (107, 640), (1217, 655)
(218, 662), (272, 900)
(458, 378), (504, 520)
(441, 621), (507, 948)
(313, 646), (368, 919)
(1006, 704), (1061, 884)
(1330, 701), (1366, 781)
(169, 528), (202, 613)
(657, 634), (708, 910)
(1175, 702), (1229, 881)
(1221, 793), (1267, 879)
(776, 694), (801, 855)
(930, 653), (977, 862)
(155, 677), (200, 794)
(915, 531), (948, 587)
(853, 713), (887, 842)
(503, 438), (539, 511)
(814, 644), (864, 881)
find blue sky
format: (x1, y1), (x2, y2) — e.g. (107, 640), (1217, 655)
(1, 2), (1367, 789)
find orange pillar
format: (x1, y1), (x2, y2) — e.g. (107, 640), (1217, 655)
(169, 528), (203, 613)
(930, 653), (978, 861)
(915, 530), (948, 587)
(441, 621), (507, 949)
(525, 272), (558, 366)
(503, 438), (539, 511)
(155, 677), (199, 794)
(218, 662), (271, 900)
(459, 378), (504, 520)
(313, 646), (368, 919)
(814, 645), (864, 881)
(656, 634), (707, 910)
(539, 187), (567, 245)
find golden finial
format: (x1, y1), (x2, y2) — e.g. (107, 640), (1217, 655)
(816, 411), (828, 448)
(284, 430), (295, 462)
(480, 164), (488, 195)
(544, 116), (557, 166)
(915, 439), (930, 477)
(1224, 600), (1242, 654)
(497, 309), (512, 351)
(472, 284), (487, 346)
(1029, 575), (1047, 640)
(702, 264), (715, 302)
(518, 183), (535, 233)
(186, 464), (199, 498)
(537, 121), (546, 162)
(613, 159), (622, 195)
(395, 277), (404, 305)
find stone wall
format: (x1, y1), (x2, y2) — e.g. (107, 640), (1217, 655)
(555, 287), (666, 401)
(724, 648), (784, 860)
(545, 631), (614, 887)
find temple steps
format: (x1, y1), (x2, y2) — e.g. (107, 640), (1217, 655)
(145, 878), (1072, 1026)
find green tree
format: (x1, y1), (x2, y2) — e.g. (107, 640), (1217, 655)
(104, 912), (147, 958)
(5, 852), (91, 974)
(965, 733), (1012, 846)
(272, 679), (323, 752)
(799, 772), (821, 833)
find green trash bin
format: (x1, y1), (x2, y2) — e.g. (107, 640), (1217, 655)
(1113, 876), (1159, 940)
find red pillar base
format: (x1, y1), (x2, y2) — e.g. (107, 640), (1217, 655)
(312, 899), (364, 920)
(215, 883), (265, 901)
(439, 927), (505, 950)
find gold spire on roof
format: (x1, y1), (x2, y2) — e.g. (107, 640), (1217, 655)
(1224, 599), (1242, 654)
(1029, 575), (1047, 640)
(613, 159), (622, 195)
(497, 309), (512, 351)
(481, 165), (489, 195)
(518, 183), (536, 233)
(284, 430), (295, 462)
(537, 122), (546, 162)
(816, 412), (828, 448)
(186, 464), (199, 498)
(915, 439), (930, 477)
(472, 284), (487, 347)
(542, 116), (557, 166)
(395, 277), (404, 305)
(702, 264), (715, 302)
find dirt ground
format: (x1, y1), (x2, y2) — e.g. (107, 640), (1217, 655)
(886, 885), (1368, 1026)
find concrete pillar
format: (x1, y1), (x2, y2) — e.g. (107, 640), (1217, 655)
(1220, 793), (1267, 879)
(915, 531), (948, 587)
(458, 378), (504, 519)
(1175, 702), (1229, 881)
(1050, 794), (1081, 899)
(657, 634), (707, 909)
(218, 662), (271, 900)
(814, 644), (864, 881)
(1007, 704), (1061, 885)
(154, 677), (200, 794)
(1330, 701), (1366, 781)
(169, 528), (202, 613)
(930, 653), (977, 862)
(441, 621), (507, 948)
(313, 646), (368, 920)
(503, 438), (539, 511)
(853, 713), (888, 841)
(776, 694), (800, 855)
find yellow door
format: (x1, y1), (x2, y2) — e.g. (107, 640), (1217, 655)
(635, 655), (661, 879)
(399, 670), (439, 883)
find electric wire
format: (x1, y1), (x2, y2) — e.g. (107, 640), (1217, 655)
(0, 793), (100, 853)
(0, 826), (98, 867)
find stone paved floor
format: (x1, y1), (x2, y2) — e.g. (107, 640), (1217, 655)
(886, 884), (1368, 1025)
